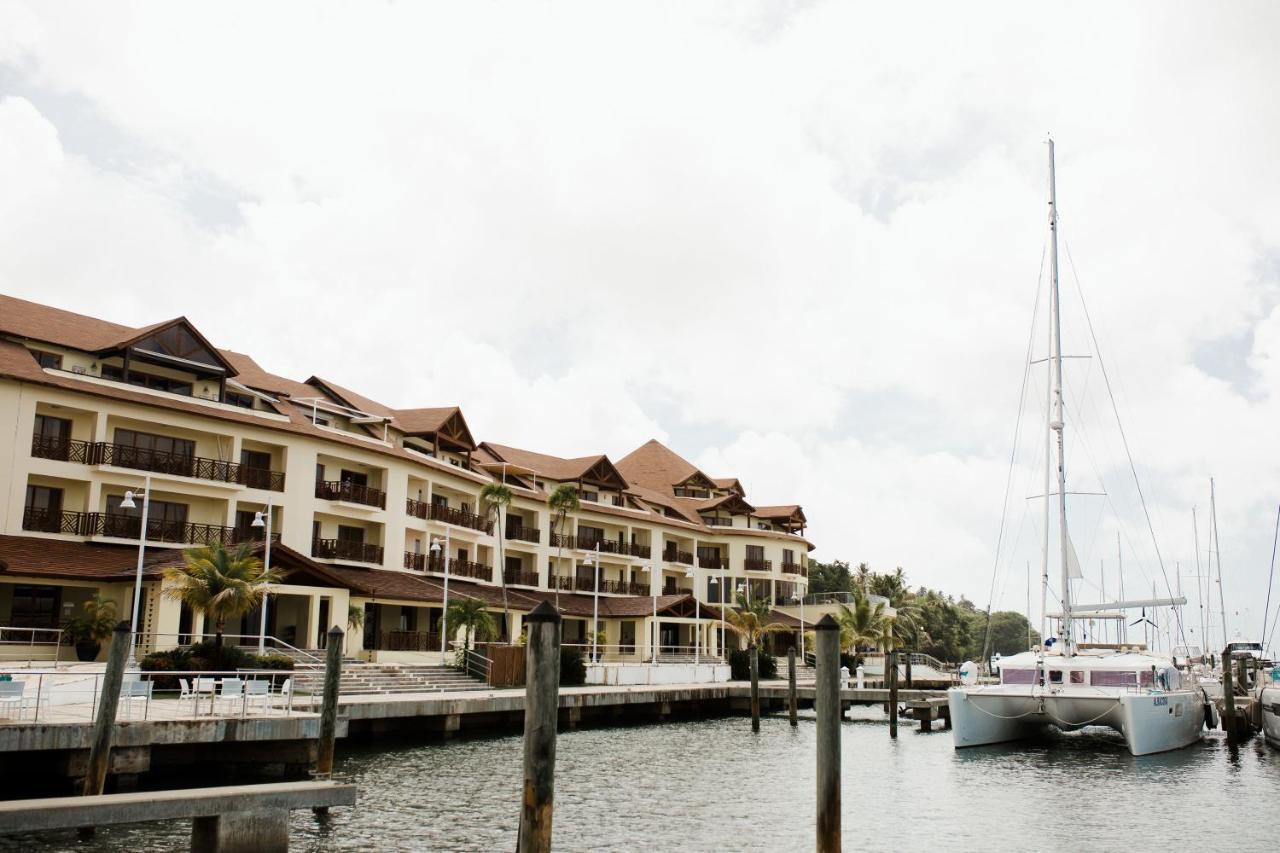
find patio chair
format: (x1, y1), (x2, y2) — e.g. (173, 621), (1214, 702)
(277, 677), (294, 714)
(217, 678), (244, 715)
(118, 680), (154, 720)
(243, 679), (270, 714)
(178, 678), (196, 703)
(0, 681), (26, 720)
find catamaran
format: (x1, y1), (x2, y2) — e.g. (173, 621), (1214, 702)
(948, 141), (1210, 757)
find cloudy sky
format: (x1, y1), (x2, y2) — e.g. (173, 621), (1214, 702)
(2, 2), (1278, 647)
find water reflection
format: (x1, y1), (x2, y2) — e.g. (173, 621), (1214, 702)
(2, 715), (1277, 852)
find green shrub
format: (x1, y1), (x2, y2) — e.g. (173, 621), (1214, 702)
(252, 655), (294, 670)
(186, 640), (248, 672)
(729, 649), (777, 681)
(559, 646), (586, 686)
(140, 649), (192, 690)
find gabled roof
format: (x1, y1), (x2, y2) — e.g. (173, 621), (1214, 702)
(615, 439), (704, 493)
(693, 493), (755, 515)
(219, 350), (315, 398)
(398, 407), (476, 450)
(306, 376), (397, 421)
(713, 477), (744, 496)
(481, 443), (627, 489)
(753, 505), (807, 525)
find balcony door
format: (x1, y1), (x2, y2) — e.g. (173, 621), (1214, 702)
(106, 494), (188, 539)
(24, 485), (63, 532)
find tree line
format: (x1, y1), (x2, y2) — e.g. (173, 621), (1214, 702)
(807, 559), (1039, 663)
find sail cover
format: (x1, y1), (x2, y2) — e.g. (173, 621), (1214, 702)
(1066, 535), (1084, 579)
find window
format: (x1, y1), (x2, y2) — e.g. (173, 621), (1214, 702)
(431, 493), (449, 508)
(10, 585), (61, 629)
(337, 525), (365, 543)
(25, 485), (64, 513)
(1049, 670), (1063, 684)
(783, 549), (795, 564)
(23, 485), (64, 531)
(100, 365), (193, 396)
(225, 391), (255, 409)
(1091, 670), (1137, 687)
(107, 495), (188, 524)
(32, 350), (62, 369)
(113, 428), (195, 460)
(580, 490), (598, 502)
(746, 545), (765, 561)
(306, 414), (331, 427)
(1070, 671), (1085, 684)
(134, 324), (221, 367)
(234, 509), (264, 541)
(340, 469), (368, 487)
(33, 415), (72, 441)
(578, 525), (604, 543)
(1002, 669), (1037, 684)
(315, 463), (325, 482)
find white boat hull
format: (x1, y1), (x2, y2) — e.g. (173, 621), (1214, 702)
(949, 686), (1206, 756)
(1261, 686), (1280, 749)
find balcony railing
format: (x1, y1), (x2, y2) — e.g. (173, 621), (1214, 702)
(549, 574), (648, 595)
(744, 558), (773, 572)
(22, 507), (277, 548)
(447, 559), (493, 582)
(375, 630), (443, 652)
(315, 480), (386, 509)
(628, 543), (652, 558)
(502, 569), (540, 587)
(698, 552), (727, 570)
(506, 524), (540, 544)
(781, 562), (807, 576)
(663, 548), (694, 565)
(404, 551), (426, 572)
(703, 516), (734, 527)
(428, 502), (492, 533)
(312, 538), (384, 564)
(30, 436), (286, 491)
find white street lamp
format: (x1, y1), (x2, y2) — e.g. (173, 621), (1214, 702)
(646, 562), (658, 666)
(251, 500), (274, 656)
(430, 532), (451, 658)
(791, 593), (806, 662)
(586, 543), (601, 662)
(684, 564), (700, 665)
(117, 474), (151, 669)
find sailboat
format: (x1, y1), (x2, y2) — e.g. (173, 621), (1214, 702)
(948, 140), (1209, 757)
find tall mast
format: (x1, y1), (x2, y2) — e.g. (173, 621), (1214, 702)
(1118, 533), (1126, 644)
(1210, 478), (1227, 646)
(1047, 139), (1073, 655)
(1193, 506), (1205, 649)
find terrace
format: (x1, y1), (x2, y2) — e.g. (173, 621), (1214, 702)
(31, 436), (286, 491)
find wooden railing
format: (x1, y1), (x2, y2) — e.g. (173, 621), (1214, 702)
(502, 569), (540, 587)
(698, 552), (727, 569)
(628, 542), (652, 558)
(703, 516), (733, 527)
(549, 575), (648, 595)
(506, 524), (540, 544)
(21, 507), (278, 547)
(744, 558), (773, 572)
(663, 548), (694, 565)
(428, 502), (492, 533)
(31, 436), (285, 491)
(447, 559), (493, 582)
(404, 551), (426, 572)
(315, 480), (386, 509)
(376, 630), (442, 652)
(781, 562), (807, 576)
(312, 538), (384, 564)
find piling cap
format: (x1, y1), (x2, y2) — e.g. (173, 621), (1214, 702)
(327, 625), (345, 638)
(814, 614), (840, 631)
(526, 600), (562, 623)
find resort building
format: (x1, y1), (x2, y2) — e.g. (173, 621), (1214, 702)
(0, 294), (814, 664)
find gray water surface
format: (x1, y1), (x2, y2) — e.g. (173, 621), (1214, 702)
(7, 709), (1278, 851)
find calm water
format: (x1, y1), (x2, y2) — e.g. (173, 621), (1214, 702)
(6, 708), (1279, 851)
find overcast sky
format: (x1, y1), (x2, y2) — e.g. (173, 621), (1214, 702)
(2, 2), (1278, 647)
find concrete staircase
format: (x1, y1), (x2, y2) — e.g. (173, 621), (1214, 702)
(292, 663), (490, 696)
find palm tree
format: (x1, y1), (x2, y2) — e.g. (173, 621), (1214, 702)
(546, 484), (580, 612)
(347, 603), (365, 634)
(445, 596), (497, 651)
(480, 482), (515, 637)
(163, 543), (281, 650)
(834, 588), (886, 654)
(724, 590), (792, 731)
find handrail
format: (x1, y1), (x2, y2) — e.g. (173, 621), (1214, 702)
(315, 479), (386, 509)
(0, 626), (63, 666)
(312, 538), (384, 565)
(137, 632), (324, 664)
(21, 508), (280, 549)
(462, 649), (491, 681)
(30, 436), (286, 491)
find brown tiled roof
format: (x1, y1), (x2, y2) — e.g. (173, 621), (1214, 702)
(0, 294), (141, 351)
(306, 377), (398, 421)
(220, 350), (316, 399)
(753, 505), (807, 524)
(712, 477), (741, 490)
(396, 407), (457, 434)
(615, 438), (704, 494)
(481, 443), (608, 482)
(0, 534), (183, 581)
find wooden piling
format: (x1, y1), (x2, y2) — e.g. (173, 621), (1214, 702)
(518, 600), (561, 853)
(315, 626), (344, 780)
(887, 649), (898, 740)
(82, 621), (131, 797)
(1221, 649), (1237, 746)
(788, 647), (798, 728)
(814, 615), (841, 853)
(749, 646), (761, 733)
(904, 652), (913, 689)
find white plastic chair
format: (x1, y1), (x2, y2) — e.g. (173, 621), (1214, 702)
(277, 677), (294, 714)
(177, 678), (196, 703)
(217, 678), (244, 715)
(0, 681), (26, 719)
(244, 680), (270, 714)
(118, 680), (154, 720)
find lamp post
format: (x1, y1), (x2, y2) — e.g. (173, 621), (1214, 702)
(251, 499), (274, 656)
(431, 531), (451, 658)
(586, 543), (601, 662)
(684, 565), (700, 665)
(792, 593), (806, 662)
(648, 562), (658, 666)
(117, 474), (152, 668)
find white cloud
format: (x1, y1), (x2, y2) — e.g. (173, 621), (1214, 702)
(1, 0), (1278, 642)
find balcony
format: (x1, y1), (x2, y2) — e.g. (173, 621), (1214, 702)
(22, 507), (276, 548)
(445, 559), (493, 582)
(781, 562), (807, 576)
(703, 517), (734, 527)
(502, 568), (540, 587)
(426, 501), (492, 533)
(31, 436), (286, 491)
(744, 558), (773, 572)
(698, 552), (727, 570)
(548, 575), (647, 595)
(663, 547), (694, 565)
(312, 538), (384, 564)
(628, 543), (652, 559)
(506, 524), (540, 544)
(404, 551), (426, 572)
(316, 480), (386, 509)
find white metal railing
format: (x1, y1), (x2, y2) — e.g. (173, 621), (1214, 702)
(0, 668), (306, 725)
(562, 643), (726, 663)
(0, 626), (63, 666)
